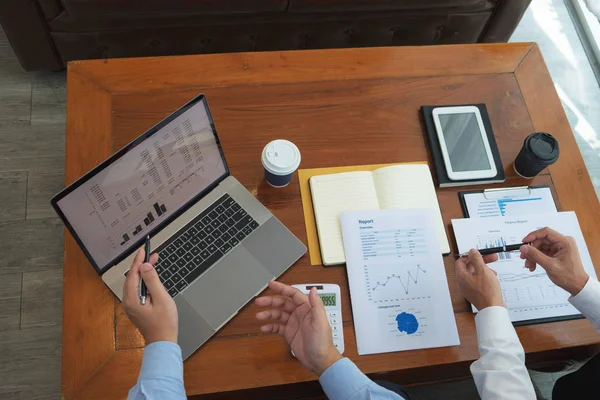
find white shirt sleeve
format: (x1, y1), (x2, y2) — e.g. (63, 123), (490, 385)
(585, 0), (600, 19)
(470, 306), (536, 400)
(569, 278), (600, 332)
(319, 358), (405, 400)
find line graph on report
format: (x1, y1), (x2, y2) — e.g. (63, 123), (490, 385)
(497, 270), (564, 304)
(498, 272), (547, 283)
(365, 263), (430, 303)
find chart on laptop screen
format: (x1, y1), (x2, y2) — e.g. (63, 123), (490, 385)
(57, 101), (227, 270)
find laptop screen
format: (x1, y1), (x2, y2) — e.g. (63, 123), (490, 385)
(53, 96), (228, 273)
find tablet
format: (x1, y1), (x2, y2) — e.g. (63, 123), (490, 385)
(432, 106), (497, 181)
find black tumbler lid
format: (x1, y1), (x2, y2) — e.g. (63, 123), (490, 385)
(526, 132), (559, 162)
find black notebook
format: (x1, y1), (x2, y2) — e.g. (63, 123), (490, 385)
(421, 104), (505, 188)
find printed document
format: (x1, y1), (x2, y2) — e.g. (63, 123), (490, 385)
(463, 187), (557, 218)
(452, 212), (598, 323)
(341, 209), (459, 355)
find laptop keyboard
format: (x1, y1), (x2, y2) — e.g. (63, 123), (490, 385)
(151, 194), (259, 298)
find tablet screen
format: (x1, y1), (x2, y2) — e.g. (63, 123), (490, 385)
(439, 112), (490, 172)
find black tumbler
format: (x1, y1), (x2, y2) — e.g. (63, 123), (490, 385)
(514, 132), (559, 178)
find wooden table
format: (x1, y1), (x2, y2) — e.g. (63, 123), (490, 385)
(63, 43), (600, 399)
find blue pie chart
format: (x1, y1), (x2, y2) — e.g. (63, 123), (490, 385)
(395, 312), (419, 334)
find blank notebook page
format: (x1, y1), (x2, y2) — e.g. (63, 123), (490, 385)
(372, 164), (450, 254)
(310, 172), (380, 265)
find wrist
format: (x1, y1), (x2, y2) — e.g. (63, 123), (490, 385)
(567, 273), (589, 296)
(475, 298), (506, 311)
(144, 331), (178, 345)
(313, 346), (343, 376)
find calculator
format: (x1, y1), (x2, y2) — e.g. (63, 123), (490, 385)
(292, 284), (344, 354)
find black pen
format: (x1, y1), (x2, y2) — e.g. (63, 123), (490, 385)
(458, 242), (531, 258)
(140, 235), (150, 305)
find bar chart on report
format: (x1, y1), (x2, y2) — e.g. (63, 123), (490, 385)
(476, 235), (519, 260)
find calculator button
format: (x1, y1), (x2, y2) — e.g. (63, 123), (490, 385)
(330, 318), (338, 325)
(329, 312), (338, 318)
(332, 330), (340, 338)
(331, 324), (339, 331)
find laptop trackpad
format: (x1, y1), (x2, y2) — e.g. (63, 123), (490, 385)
(182, 247), (272, 329)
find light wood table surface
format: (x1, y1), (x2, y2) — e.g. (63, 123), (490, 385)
(62, 43), (600, 399)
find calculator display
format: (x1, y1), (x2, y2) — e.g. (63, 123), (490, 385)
(319, 293), (336, 307)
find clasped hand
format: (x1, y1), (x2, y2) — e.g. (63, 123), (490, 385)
(455, 227), (590, 310)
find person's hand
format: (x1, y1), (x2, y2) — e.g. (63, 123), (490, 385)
(122, 248), (178, 344)
(255, 281), (342, 376)
(520, 227), (589, 296)
(455, 249), (504, 310)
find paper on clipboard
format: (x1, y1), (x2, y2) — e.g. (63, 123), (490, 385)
(452, 212), (597, 323)
(462, 186), (557, 218)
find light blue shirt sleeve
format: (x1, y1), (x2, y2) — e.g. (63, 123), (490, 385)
(319, 358), (405, 400)
(127, 341), (186, 400)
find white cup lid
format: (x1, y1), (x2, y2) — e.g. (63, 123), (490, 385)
(261, 139), (301, 175)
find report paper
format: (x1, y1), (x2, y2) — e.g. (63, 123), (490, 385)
(340, 209), (459, 355)
(452, 212), (598, 323)
(463, 187), (557, 218)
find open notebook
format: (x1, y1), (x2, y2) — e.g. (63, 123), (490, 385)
(309, 164), (450, 265)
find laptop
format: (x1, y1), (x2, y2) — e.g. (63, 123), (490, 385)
(51, 94), (307, 359)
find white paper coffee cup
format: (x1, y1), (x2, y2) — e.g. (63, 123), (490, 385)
(261, 139), (301, 188)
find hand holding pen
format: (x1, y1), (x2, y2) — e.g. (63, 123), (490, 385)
(458, 242), (532, 258)
(122, 243), (179, 344)
(140, 235), (151, 304)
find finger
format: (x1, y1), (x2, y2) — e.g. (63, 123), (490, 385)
(133, 247), (145, 266)
(522, 227), (564, 245)
(520, 245), (555, 270)
(140, 263), (169, 302)
(455, 258), (470, 280)
(524, 257), (536, 271)
(255, 309), (291, 323)
(482, 253), (499, 264)
(455, 256), (468, 268)
(308, 287), (328, 320)
(123, 257), (142, 303)
(524, 263), (537, 272)
(260, 323), (285, 336)
(268, 280), (309, 306)
(467, 249), (485, 273)
(149, 252), (159, 265)
(455, 266), (470, 283)
(255, 296), (296, 313)
(490, 268), (498, 276)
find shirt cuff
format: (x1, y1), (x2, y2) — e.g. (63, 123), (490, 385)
(139, 341), (184, 382)
(569, 278), (600, 323)
(319, 358), (372, 399)
(475, 306), (517, 343)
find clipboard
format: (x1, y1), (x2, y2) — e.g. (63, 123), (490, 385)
(458, 185), (558, 218)
(457, 185), (580, 327)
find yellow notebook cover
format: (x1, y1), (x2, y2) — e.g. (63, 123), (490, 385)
(299, 162), (427, 266)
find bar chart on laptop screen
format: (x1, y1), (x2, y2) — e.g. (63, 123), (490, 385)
(57, 101), (227, 268)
